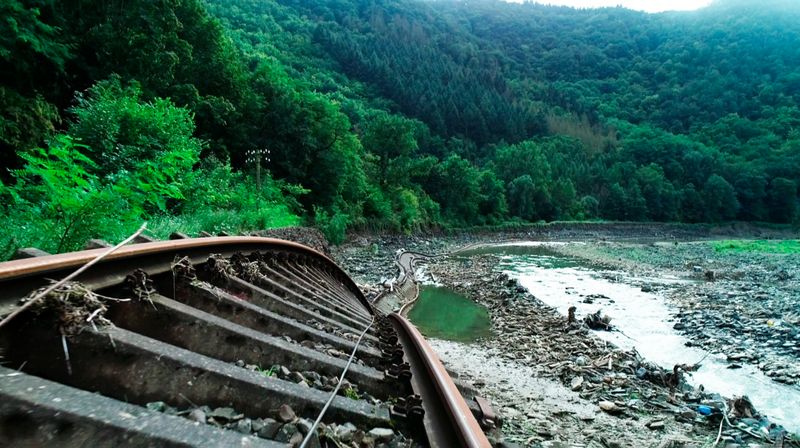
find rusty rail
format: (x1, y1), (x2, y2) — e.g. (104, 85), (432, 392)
(390, 313), (492, 448)
(0, 237), (372, 316)
(0, 236), (492, 447)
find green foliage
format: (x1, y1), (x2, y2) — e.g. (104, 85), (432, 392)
(0, 83), (300, 259)
(0, 1), (70, 67)
(149, 158), (302, 236)
(703, 174), (740, 222)
(3, 0), (800, 247)
(768, 178), (798, 223)
(579, 195), (600, 219)
(425, 155), (484, 225)
(507, 175), (538, 221)
(255, 365), (278, 378)
(0, 0), (71, 169)
(314, 206), (349, 245)
(68, 77), (202, 213)
(3, 135), (129, 253)
(711, 240), (800, 254)
(343, 387), (359, 400)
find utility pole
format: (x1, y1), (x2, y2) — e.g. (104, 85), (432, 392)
(246, 148), (270, 190)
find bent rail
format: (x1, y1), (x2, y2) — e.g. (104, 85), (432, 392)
(0, 236), (492, 447)
(390, 313), (492, 448)
(0, 236), (372, 316)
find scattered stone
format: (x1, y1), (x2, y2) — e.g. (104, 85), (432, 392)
(297, 418), (314, 434)
(598, 401), (620, 414)
(146, 401), (167, 413)
(236, 418), (252, 434)
(334, 233), (800, 448)
(84, 239), (111, 249)
(188, 409), (206, 424)
(367, 427), (394, 442)
(303, 371), (322, 383)
(277, 404), (296, 423)
(12, 247), (50, 259)
(275, 423), (298, 443)
(570, 376), (584, 391)
(290, 371), (307, 384)
(256, 418), (281, 439)
(288, 431), (304, 445)
(208, 407), (241, 422)
(335, 422), (357, 442)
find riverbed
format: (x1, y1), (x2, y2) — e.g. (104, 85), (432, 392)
(466, 242), (800, 433)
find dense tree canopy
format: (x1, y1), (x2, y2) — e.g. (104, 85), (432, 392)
(1, 0), (799, 256)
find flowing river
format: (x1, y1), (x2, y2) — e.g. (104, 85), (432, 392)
(456, 242), (800, 433)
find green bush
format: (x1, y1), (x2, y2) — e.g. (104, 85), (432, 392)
(314, 206), (349, 245)
(0, 81), (303, 260)
(69, 77), (202, 213)
(158, 158), (302, 236)
(1, 135), (135, 254)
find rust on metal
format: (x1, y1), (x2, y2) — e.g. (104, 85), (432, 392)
(474, 395), (497, 428)
(0, 237), (372, 315)
(0, 236), (495, 447)
(390, 313), (492, 448)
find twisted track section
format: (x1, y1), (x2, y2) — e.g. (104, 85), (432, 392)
(0, 237), (489, 447)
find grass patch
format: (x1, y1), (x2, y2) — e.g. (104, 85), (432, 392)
(711, 239), (800, 254)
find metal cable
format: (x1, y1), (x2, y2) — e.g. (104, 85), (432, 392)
(299, 315), (376, 448)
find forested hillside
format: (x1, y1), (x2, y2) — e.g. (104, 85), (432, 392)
(1, 0), (799, 257)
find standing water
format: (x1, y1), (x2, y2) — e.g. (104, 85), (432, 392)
(408, 286), (492, 342)
(472, 242), (800, 433)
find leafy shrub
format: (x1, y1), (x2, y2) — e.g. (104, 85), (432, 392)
(69, 77), (202, 213)
(157, 158), (303, 236)
(314, 206), (349, 245)
(1, 135), (132, 254)
(0, 81), (303, 260)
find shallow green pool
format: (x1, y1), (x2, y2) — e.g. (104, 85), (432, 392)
(407, 286), (492, 342)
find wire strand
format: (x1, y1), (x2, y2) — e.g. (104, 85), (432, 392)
(0, 223), (147, 329)
(299, 315), (375, 448)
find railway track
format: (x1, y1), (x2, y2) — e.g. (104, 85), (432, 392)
(0, 237), (495, 447)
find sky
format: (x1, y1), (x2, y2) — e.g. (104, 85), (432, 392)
(508, 0), (714, 13)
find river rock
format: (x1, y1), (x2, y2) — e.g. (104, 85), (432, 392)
(290, 371), (307, 384)
(335, 422), (357, 442)
(598, 401), (620, 414)
(236, 418), (252, 434)
(276, 423), (298, 442)
(209, 407), (241, 421)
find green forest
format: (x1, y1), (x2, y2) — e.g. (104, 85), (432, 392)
(2, 0), (799, 257)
